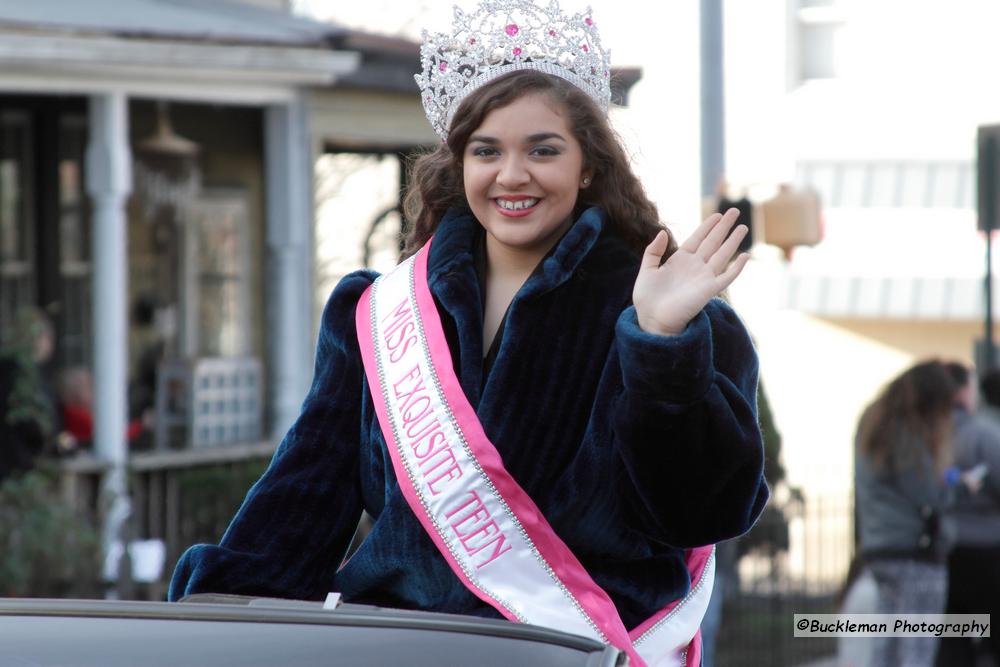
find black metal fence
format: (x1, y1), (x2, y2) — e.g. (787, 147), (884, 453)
(57, 444), (273, 600)
(715, 492), (853, 667)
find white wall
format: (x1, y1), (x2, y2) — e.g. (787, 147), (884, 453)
(723, 0), (1000, 499)
(728, 0), (1000, 162)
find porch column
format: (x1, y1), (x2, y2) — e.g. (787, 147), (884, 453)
(85, 92), (132, 590)
(265, 92), (314, 438)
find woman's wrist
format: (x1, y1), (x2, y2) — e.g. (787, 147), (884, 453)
(636, 313), (685, 337)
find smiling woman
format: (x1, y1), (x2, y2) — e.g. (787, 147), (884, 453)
(462, 94), (590, 266)
(169, 2), (766, 666)
(458, 89), (594, 349)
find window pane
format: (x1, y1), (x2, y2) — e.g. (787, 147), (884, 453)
(800, 23), (838, 80)
(0, 113), (35, 343)
(59, 114), (91, 366)
(0, 158), (20, 261)
(188, 192), (250, 358)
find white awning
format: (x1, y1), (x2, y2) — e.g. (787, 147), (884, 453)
(777, 207), (995, 321)
(782, 273), (985, 320)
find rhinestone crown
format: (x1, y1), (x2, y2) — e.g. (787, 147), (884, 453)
(415, 0), (612, 140)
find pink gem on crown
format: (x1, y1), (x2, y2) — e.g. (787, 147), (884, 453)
(505, 23), (519, 36)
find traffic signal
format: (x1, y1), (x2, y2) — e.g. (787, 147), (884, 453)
(716, 195), (753, 253)
(979, 125), (1000, 232)
(761, 184), (822, 261)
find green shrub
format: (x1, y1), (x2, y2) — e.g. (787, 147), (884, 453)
(0, 465), (102, 598)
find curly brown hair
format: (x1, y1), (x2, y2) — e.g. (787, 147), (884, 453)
(401, 70), (675, 260)
(855, 359), (956, 475)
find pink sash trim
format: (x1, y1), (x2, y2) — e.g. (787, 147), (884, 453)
(356, 283), (516, 621)
(686, 629), (704, 667)
(409, 242), (641, 662)
(629, 546), (714, 641)
(630, 545), (715, 667)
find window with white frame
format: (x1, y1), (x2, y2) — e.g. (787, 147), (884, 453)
(796, 0), (847, 81)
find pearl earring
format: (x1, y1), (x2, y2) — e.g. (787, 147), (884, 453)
(581, 177), (591, 187)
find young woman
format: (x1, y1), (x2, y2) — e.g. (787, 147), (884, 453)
(853, 360), (956, 667)
(169, 2), (767, 664)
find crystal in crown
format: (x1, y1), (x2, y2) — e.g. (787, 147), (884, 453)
(415, 0), (612, 140)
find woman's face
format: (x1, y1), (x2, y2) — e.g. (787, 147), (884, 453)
(34, 328), (54, 363)
(462, 93), (590, 264)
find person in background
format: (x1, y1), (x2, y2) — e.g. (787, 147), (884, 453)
(853, 360), (955, 667)
(836, 555), (881, 667)
(936, 362), (1000, 667)
(128, 295), (165, 419)
(0, 308), (58, 482)
(57, 366), (150, 451)
(978, 366), (1000, 424)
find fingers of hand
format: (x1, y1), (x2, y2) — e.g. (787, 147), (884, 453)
(696, 208), (741, 260)
(708, 224), (749, 274)
(717, 251), (750, 289)
(640, 230), (670, 270)
(680, 213), (722, 254)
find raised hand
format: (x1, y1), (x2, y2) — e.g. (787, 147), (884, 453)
(632, 208), (750, 336)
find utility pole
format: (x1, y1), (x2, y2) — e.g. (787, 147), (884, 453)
(700, 0), (725, 199)
(978, 126), (999, 371)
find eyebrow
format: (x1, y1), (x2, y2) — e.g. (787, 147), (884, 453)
(468, 132), (568, 145)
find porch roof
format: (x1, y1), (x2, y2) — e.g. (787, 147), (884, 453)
(0, 1), (363, 102)
(0, 0), (346, 46)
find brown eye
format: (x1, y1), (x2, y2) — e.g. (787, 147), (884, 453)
(530, 146), (560, 157)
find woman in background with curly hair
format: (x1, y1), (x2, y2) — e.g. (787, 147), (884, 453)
(854, 359), (956, 667)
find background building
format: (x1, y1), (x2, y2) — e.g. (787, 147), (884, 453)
(724, 0), (1000, 512)
(0, 0), (432, 594)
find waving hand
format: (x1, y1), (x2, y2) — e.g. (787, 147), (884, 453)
(632, 208), (750, 336)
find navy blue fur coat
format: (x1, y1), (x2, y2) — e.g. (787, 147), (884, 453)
(169, 207), (768, 629)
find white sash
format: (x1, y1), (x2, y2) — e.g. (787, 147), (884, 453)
(355, 240), (714, 667)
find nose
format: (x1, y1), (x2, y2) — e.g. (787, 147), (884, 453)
(496, 155), (530, 188)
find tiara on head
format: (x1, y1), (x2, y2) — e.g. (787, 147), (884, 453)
(415, 0), (612, 140)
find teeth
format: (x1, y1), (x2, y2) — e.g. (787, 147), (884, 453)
(497, 198), (539, 211)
